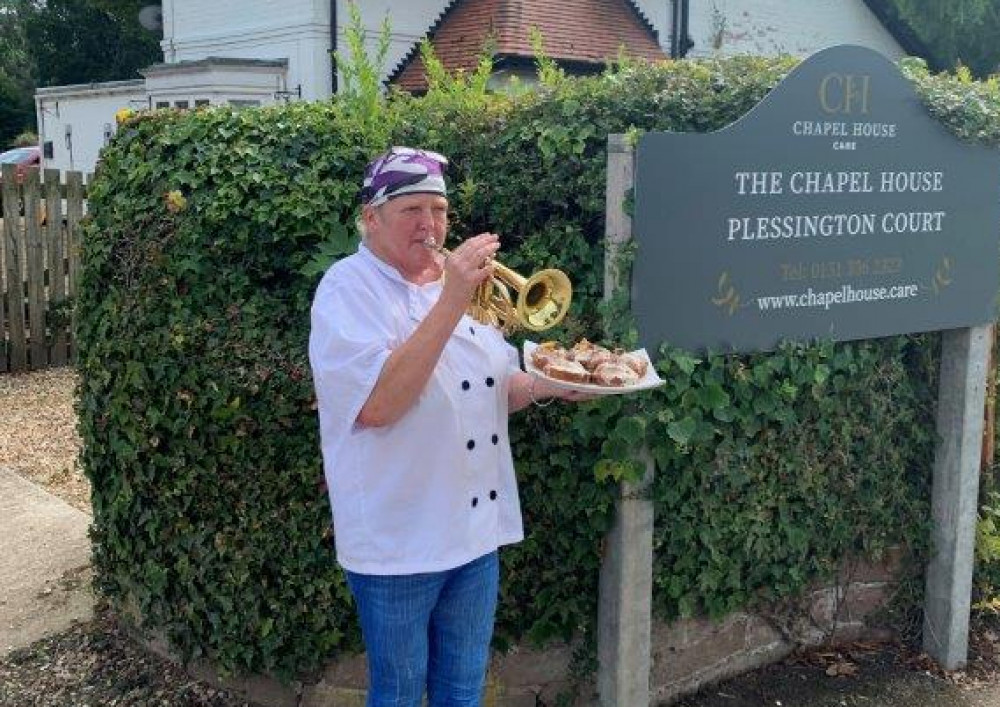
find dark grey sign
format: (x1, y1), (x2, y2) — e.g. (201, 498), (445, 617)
(633, 45), (1000, 354)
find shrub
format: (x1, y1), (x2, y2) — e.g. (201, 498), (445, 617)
(76, 55), (1000, 677)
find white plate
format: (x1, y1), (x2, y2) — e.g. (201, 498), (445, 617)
(523, 341), (666, 395)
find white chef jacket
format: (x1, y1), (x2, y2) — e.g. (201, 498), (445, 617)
(308, 243), (525, 575)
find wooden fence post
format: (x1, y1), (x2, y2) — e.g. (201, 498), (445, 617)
(22, 169), (47, 370)
(1, 167), (87, 374)
(45, 168), (68, 366)
(2, 164), (26, 373)
(65, 172), (84, 300)
(65, 172), (85, 364)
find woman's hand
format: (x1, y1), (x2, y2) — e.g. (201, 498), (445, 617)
(557, 388), (600, 403)
(533, 377), (599, 403)
(358, 231), (499, 428)
(439, 233), (500, 312)
(509, 372), (599, 413)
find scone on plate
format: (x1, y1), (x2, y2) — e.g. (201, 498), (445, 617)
(569, 338), (613, 371)
(544, 358), (590, 384)
(529, 339), (647, 388)
(591, 361), (640, 387)
(530, 342), (562, 372)
(619, 351), (648, 378)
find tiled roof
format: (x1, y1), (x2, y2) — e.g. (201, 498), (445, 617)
(390, 0), (666, 92)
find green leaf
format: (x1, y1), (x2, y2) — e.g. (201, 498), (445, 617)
(698, 383), (730, 411)
(671, 351), (700, 375)
(614, 415), (646, 446)
(666, 417), (698, 446)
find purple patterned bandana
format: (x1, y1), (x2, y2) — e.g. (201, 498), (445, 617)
(360, 146), (449, 207)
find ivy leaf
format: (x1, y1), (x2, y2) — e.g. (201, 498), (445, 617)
(698, 383), (730, 412)
(299, 221), (359, 278)
(671, 351), (700, 376)
(594, 459), (621, 483)
(614, 415), (646, 445)
(667, 417), (698, 446)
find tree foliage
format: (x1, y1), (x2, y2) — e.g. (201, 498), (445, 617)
(0, 1), (35, 146)
(886, 0), (1000, 76)
(23, 0), (160, 87)
(0, 0), (160, 146)
(0, 74), (33, 147)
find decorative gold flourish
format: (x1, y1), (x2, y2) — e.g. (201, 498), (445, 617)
(931, 256), (953, 295)
(712, 271), (742, 316)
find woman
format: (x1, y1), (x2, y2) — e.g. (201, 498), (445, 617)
(308, 147), (588, 707)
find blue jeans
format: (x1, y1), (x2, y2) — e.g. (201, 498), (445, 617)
(345, 552), (500, 707)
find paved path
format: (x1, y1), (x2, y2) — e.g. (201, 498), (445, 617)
(0, 466), (93, 657)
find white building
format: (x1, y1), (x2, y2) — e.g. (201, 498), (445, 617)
(36, 79), (145, 173)
(681, 0), (905, 60)
(35, 0), (917, 173)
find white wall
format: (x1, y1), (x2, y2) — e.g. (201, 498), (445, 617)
(35, 66), (287, 174)
(683, 0), (904, 60)
(162, 0), (333, 99)
(143, 62), (287, 107)
(35, 82), (146, 173)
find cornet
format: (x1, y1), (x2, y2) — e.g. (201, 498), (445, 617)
(424, 238), (572, 334)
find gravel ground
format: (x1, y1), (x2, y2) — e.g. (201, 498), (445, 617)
(0, 605), (249, 706)
(5, 367), (1000, 706)
(3, 612), (1000, 707)
(0, 367), (88, 512)
(675, 613), (1000, 706)
(0, 367), (249, 705)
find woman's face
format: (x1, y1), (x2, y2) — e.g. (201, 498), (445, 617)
(364, 193), (449, 283)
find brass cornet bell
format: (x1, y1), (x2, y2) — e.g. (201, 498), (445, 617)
(426, 240), (572, 334)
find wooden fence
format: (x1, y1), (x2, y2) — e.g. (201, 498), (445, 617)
(1, 164), (88, 374)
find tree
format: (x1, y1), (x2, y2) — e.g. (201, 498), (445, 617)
(23, 0), (160, 87)
(0, 0), (37, 145)
(0, 0), (162, 144)
(885, 0), (1000, 76)
(0, 76), (35, 146)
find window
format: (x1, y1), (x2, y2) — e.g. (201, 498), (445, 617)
(195, 99), (210, 107)
(229, 99), (261, 108)
(174, 100), (189, 109)
(155, 101), (169, 109)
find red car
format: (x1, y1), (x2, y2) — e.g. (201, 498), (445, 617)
(0, 146), (41, 183)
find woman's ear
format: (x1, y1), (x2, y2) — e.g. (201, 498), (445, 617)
(361, 205), (378, 232)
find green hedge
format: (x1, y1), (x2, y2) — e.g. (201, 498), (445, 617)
(76, 55), (1000, 678)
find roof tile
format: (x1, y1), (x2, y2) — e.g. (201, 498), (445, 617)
(391, 0), (665, 92)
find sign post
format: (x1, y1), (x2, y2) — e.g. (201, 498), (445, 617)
(598, 134), (654, 707)
(925, 325), (992, 669)
(629, 45), (1000, 670)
